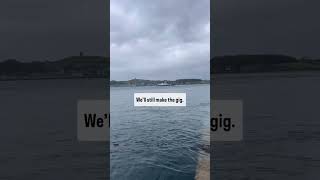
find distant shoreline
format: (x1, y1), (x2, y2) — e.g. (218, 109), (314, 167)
(110, 83), (210, 88)
(211, 71), (320, 80)
(110, 78), (210, 87)
(211, 55), (320, 73)
(2, 71), (320, 82)
(0, 76), (107, 82)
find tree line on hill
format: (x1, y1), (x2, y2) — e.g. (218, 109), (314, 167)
(0, 56), (109, 80)
(211, 54), (320, 73)
(110, 78), (210, 86)
(1, 54), (319, 80)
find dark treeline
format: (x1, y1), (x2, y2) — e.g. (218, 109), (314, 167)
(0, 55), (109, 80)
(211, 54), (320, 73)
(111, 78), (209, 86)
(2, 54), (319, 80)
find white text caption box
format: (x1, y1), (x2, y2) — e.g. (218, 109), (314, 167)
(134, 93), (186, 107)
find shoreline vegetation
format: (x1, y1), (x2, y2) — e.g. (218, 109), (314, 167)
(211, 54), (320, 73)
(0, 53), (109, 81)
(0, 54), (320, 81)
(110, 78), (210, 87)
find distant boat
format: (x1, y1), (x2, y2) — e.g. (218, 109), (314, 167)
(157, 81), (171, 86)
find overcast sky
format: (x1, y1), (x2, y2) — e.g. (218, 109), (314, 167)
(213, 0), (320, 58)
(0, 0), (107, 62)
(110, 0), (210, 80)
(1, 0), (319, 73)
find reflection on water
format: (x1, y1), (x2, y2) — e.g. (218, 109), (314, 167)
(111, 85), (209, 180)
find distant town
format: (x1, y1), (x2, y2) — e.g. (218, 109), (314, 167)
(110, 78), (210, 87)
(1, 54), (320, 81)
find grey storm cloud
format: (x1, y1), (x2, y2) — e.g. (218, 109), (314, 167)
(212, 0), (320, 58)
(110, 0), (210, 80)
(0, 0), (108, 61)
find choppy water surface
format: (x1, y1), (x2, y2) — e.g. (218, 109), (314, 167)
(0, 79), (108, 180)
(212, 72), (320, 179)
(111, 85), (210, 180)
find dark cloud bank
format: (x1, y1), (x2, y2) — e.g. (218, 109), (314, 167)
(0, 0), (108, 61)
(212, 0), (320, 58)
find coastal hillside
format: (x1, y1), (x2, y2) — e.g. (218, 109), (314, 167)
(0, 55), (109, 80)
(211, 55), (320, 73)
(110, 78), (209, 86)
